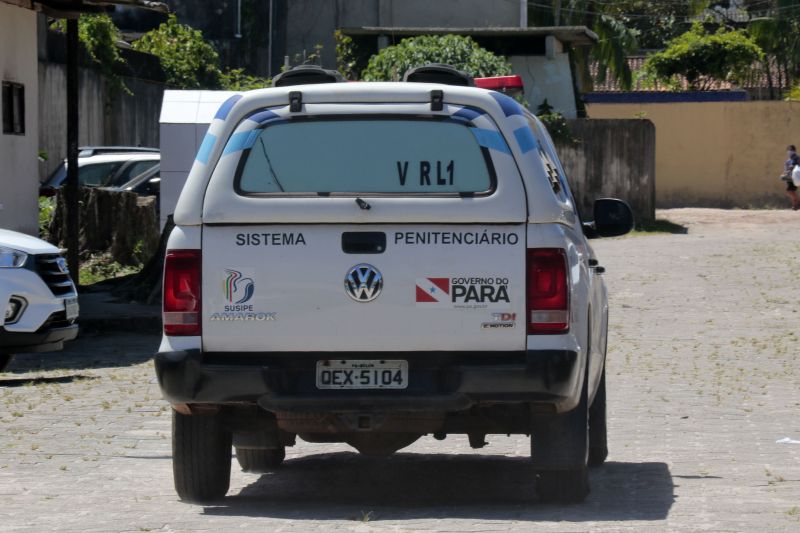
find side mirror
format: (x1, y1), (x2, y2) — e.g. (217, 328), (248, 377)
(583, 198), (634, 238)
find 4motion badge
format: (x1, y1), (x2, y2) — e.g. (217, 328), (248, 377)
(345, 264), (383, 302)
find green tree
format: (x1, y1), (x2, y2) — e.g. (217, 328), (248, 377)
(53, 13), (129, 94)
(529, 1), (638, 90)
(132, 14), (222, 89)
(335, 30), (374, 80)
(745, 0), (800, 98)
(642, 22), (763, 90)
(529, 1), (716, 90)
(132, 14), (270, 90)
(598, 1), (711, 50)
(360, 35), (511, 81)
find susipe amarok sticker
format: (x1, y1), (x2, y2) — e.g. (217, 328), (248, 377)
(415, 276), (511, 309)
(210, 268), (277, 321)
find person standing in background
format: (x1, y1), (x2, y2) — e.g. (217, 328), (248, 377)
(781, 145), (799, 211)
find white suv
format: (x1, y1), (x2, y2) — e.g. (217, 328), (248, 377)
(0, 229), (79, 371)
(40, 147), (159, 195)
(155, 65), (633, 504)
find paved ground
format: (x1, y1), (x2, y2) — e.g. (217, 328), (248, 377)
(1, 208), (798, 532)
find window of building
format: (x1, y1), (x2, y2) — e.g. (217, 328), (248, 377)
(2, 81), (25, 135)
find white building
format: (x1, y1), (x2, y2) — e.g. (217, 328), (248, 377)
(0, 0), (40, 235)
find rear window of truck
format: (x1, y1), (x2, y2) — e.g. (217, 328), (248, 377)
(235, 119), (495, 195)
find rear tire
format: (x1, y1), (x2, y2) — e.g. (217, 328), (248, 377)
(588, 366), (608, 467)
(532, 362), (590, 504)
(236, 446), (285, 472)
(0, 354), (13, 372)
(172, 410), (232, 503)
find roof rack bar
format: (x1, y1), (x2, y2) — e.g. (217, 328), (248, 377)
(430, 90), (444, 111)
(289, 91), (302, 112)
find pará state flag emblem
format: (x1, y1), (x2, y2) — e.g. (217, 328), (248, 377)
(416, 277), (450, 306)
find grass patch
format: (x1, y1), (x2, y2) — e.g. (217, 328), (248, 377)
(78, 252), (141, 286)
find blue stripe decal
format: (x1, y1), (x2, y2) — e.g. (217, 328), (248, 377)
(470, 128), (511, 155)
(452, 107), (485, 122)
(196, 133), (216, 164)
(513, 126), (537, 154)
(491, 92), (525, 117)
(214, 94), (242, 120)
(222, 130), (260, 155)
(247, 109), (280, 124)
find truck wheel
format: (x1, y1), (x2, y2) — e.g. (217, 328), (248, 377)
(172, 410), (232, 503)
(235, 446), (285, 472)
(588, 367), (608, 467)
(0, 354), (13, 372)
(531, 367), (590, 503)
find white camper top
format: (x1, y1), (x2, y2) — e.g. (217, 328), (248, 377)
(159, 90), (239, 228)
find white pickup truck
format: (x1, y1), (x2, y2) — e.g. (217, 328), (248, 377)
(155, 65), (633, 504)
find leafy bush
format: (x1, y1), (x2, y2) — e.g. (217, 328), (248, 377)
(38, 197), (55, 240)
(53, 14), (129, 94)
(219, 68), (271, 91)
(642, 23), (763, 90)
(335, 30), (374, 80)
(785, 84), (800, 101)
(132, 14), (222, 89)
(133, 14), (270, 90)
(361, 35), (511, 81)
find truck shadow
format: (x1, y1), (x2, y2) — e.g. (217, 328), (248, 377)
(0, 331), (158, 373)
(204, 452), (674, 522)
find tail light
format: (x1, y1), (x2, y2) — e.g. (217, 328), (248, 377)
(163, 250), (201, 336)
(527, 248), (569, 334)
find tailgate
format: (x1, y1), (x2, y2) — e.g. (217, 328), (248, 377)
(202, 224), (526, 352)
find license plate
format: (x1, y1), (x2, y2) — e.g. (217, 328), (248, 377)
(316, 360), (408, 390)
(64, 297), (79, 320)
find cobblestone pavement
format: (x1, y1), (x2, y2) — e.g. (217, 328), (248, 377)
(0, 209), (798, 532)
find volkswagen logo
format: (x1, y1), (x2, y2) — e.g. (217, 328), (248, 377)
(344, 264), (383, 302)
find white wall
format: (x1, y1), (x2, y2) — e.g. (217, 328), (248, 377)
(511, 50), (577, 119)
(0, 3), (39, 235)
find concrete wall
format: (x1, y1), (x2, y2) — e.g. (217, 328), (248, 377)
(38, 63), (163, 180)
(587, 100), (800, 208)
(0, 3), (39, 235)
(555, 119), (656, 223)
(286, 0), (520, 71)
(512, 49), (577, 118)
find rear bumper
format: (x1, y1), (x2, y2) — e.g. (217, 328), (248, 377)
(0, 324), (79, 354)
(154, 349), (582, 412)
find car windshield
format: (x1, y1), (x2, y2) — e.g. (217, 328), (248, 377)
(236, 119), (494, 194)
(109, 160), (158, 187)
(42, 161), (123, 187)
(42, 164), (67, 187)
